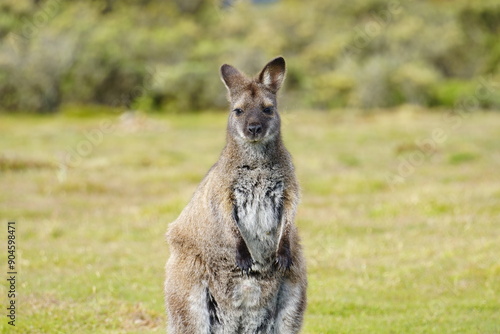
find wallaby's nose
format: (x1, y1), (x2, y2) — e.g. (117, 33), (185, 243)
(248, 123), (262, 136)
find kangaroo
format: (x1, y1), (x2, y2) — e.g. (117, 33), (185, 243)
(165, 57), (307, 334)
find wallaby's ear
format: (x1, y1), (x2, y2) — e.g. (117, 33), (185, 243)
(220, 64), (246, 92)
(258, 57), (286, 94)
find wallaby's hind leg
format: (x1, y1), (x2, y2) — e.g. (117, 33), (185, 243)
(165, 254), (214, 334)
(274, 278), (307, 333)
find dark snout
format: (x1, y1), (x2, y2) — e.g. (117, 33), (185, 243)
(245, 120), (265, 142)
(247, 122), (262, 137)
(238, 109), (278, 143)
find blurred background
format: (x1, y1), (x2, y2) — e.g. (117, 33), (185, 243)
(1, 0), (499, 113)
(1, 1), (500, 333)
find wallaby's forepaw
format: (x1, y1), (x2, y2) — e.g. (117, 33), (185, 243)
(236, 237), (253, 274)
(275, 250), (293, 271)
(236, 252), (253, 274)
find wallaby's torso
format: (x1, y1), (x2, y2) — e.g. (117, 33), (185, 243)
(165, 57), (306, 334)
(233, 162), (284, 266)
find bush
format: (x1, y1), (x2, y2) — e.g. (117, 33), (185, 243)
(391, 61), (442, 106)
(0, 0), (499, 113)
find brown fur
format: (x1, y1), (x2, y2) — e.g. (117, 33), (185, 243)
(165, 57), (307, 333)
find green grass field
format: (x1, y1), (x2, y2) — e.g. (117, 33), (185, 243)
(1, 108), (499, 333)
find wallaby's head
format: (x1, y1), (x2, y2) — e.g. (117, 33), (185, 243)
(220, 57), (286, 145)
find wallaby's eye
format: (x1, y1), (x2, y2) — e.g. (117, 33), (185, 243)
(233, 108), (244, 116)
(262, 107), (274, 115)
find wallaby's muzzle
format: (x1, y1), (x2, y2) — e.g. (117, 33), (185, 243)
(247, 122), (262, 137)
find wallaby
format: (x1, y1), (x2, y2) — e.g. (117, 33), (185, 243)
(165, 57), (307, 334)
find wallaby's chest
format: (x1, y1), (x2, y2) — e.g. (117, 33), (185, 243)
(232, 167), (284, 264)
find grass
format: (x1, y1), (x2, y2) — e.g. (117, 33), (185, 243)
(0, 107), (499, 333)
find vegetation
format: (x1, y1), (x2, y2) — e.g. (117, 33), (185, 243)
(1, 109), (499, 333)
(1, 1), (499, 332)
(1, 0), (500, 113)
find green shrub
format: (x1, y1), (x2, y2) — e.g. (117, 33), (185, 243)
(0, 0), (499, 113)
(431, 76), (500, 109)
(391, 61), (442, 106)
(431, 80), (476, 108)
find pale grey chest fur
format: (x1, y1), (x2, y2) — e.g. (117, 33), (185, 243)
(232, 166), (284, 266)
